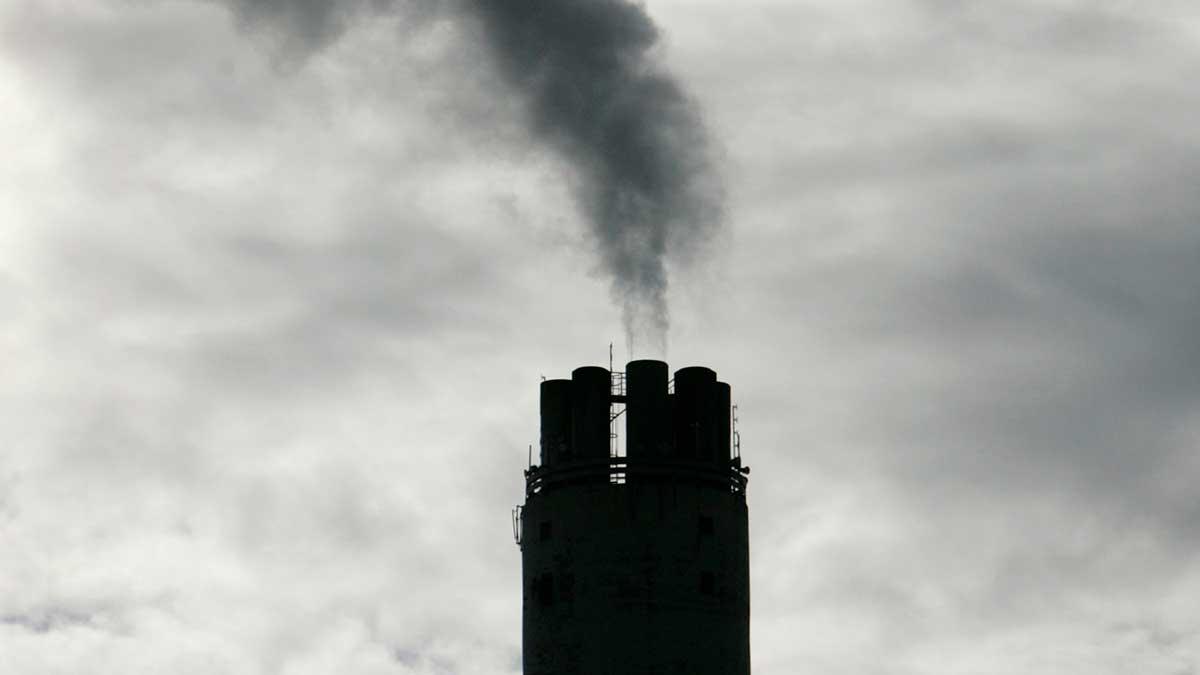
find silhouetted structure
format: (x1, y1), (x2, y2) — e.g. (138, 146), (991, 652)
(515, 360), (750, 674)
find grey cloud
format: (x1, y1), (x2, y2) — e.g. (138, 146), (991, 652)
(185, 221), (517, 394)
(692, 2), (1200, 670)
(217, 0), (388, 53)
(853, 158), (1200, 507)
(1, 610), (94, 635)
(725, 0), (1200, 516)
(2, 4), (533, 671)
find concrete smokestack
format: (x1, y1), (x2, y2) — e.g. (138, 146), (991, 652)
(519, 361), (750, 675)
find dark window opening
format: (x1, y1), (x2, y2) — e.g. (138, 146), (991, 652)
(698, 515), (714, 536)
(539, 520), (553, 542)
(699, 571), (715, 596)
(537, 573), (555, 607)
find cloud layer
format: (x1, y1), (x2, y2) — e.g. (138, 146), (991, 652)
(2, 1), (1199, 674)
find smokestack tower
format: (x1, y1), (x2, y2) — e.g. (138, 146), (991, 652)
(515, 360), (750, 674)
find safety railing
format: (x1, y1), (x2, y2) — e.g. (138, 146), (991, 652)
(525, 457), (748, 498)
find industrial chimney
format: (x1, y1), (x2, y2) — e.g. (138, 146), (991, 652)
(515, 360), (750, 674)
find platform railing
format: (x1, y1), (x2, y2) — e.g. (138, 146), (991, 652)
(525, 457), (748, 497)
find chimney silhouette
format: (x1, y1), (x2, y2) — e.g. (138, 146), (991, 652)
(516, 360), (750, 674)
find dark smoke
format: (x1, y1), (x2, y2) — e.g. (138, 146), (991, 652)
(219, 0), (722, 353)
(463, 1), (721, 354)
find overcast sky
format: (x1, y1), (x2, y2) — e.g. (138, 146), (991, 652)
(3, 1), (1200, 673)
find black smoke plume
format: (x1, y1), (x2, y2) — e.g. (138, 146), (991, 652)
(219, 0), (722, 353)
(463, 1), (721, 353)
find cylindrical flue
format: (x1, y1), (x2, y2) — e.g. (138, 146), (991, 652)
(539, 379), (572, 467)
(570, 366), (611, 461)
(715, 380), (732, 464)
(626, 359), (670, 460)
(673, 366), (718, 461)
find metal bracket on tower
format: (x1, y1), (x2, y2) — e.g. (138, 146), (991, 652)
(732, 404), (741, 460)
(512, 505), (523, 547)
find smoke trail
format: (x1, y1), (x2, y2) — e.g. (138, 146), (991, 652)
(219, 0), (722, 353)
(462, 1), (721, 354)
